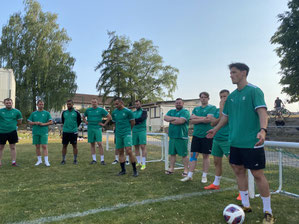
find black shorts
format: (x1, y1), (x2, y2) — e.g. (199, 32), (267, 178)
(191, 136), (213, 154)
(62, 132), (78, 145)
(0, 130), (18, 145)
(229, 146), (266, 170)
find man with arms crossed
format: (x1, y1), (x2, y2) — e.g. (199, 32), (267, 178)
(181, 92), (216, 183)
(164, 98), (190, 175)
(83, 98), (111, 165)
(204, 89), (230, 190)
(207, 63), (274, 224)
(28, 100), (53, 167)
(133, 100), (148, 170)
(0, 98), (22, 167)
(61, 99), (82, 165)
(112, 97), (138, 177)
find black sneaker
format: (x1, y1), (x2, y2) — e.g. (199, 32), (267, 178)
(90, 160), (97, 165)
(12, 162), (19, 167)
(133, 170), (139, 177)
(73, 160), (78, 165)
(61, 160), (66, 165)
(100, 161), (106, 165)
(240, 205), (252, 213)
(111, 160), (118, 164)
(118, 170), (126, 176)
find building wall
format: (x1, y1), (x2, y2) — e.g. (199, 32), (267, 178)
(0, 69), (16, 108)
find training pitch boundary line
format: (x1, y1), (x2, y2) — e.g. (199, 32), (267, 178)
(11, 187), (236, 224)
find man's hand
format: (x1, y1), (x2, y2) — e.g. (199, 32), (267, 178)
(219, 99), (225, 109)
(99, 122), (105, 127)
(206, 128), (217, 139)
(255, 130), (266, 146)
(84, 121), (88, 125)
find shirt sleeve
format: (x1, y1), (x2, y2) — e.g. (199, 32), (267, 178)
(253, 88), (267, 110)
(166, 110), (172, 116)
(17, 110), (23, 120)
(112, 111), (115, 122)
(84, 109), (88, 117)
(76, 111), (82, 127)
(61, 111), (65, 124)
(181, 110), (190, 122)
(223, 99), (229, 116)
(102, 108), (109, 117)
(28, 113), (33, 122)
(128, 110), (134, 120)
(48, 112), (53, 121)
(208, 106), (216, 117)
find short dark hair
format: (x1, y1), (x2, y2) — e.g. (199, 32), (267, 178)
(114, 97), (123, 102)
(199, 92), (209, 98)
(37, 100), (44, 104)
(4, 98), (12, 103)
(67, 99), (73, 104)
(219, 89), (230, 95)
(135, 99), (141, 103)
(175, 98), (183, 101)
(228, 63), (250, 76)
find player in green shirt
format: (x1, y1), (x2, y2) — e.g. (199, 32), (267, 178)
(132, 100), (148, 170)
(207, 63), (274, 223)
(61, 99), (82, 165)
(164, 98), (190, 175)
(83, 98), (111, 165)
(112, 97), (138, 177)
(181, 92), (216, 183)
(204, 89), (230, 190)
(28, 100), (53, 167)
(0, 98), (23, 167)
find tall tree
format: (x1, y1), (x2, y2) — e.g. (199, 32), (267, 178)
(96, 32), (178, 106)
(0, 0), (77, 116)
(271, 0), (299, 103)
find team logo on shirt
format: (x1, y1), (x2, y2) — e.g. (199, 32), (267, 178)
(230, 99), (234, 102)
(242, 96), (246, 100)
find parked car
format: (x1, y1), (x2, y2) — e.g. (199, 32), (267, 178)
(78, 123), (87, 131)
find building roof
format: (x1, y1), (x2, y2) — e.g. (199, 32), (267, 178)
(72, 93), (114, 105)
(142, 98), (199, 107)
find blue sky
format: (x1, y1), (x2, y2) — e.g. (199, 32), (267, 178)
(1, 0), (297, 111)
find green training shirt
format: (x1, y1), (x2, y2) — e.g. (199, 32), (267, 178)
(214, 108), (229, 141)
(192, 105), (216, 138)
(0, 108), (22, 133)
(84, 107), (108, 130)
(62, 109), (81, 133)
(28, 110), (52, 135)
(112, 107), (134, 137)
(132, 108), (147, 133)
(223, 84), (267, 148)
(166, 108), (190, 139)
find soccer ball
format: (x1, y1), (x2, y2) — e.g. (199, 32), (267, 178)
(223, 204), (245, 224)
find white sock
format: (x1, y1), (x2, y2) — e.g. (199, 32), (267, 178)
(126, 155), (129, 161)
(12, 160), (16, 164)
(188, 172), (193, 178)
(213, 176), (222, 186)
(142, 157), (146, 165)
(37, 156), (42, 162)
(136, 156), (141, 163)
(261, 196), (272, 214)
(202, 172), (207, 178)
(92, 154), (96, 161)
(240, 190), (250, 207)
(101, 155), (104, 162)
(44, 156), (49, 163)
(115, 155), (119, 161)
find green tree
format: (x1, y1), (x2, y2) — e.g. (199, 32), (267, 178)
(0, 0), (77, 116)
(95, 32), (178, 106)
(271, 0), (299, 103)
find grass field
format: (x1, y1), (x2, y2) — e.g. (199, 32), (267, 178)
(0, 138), (298, 224)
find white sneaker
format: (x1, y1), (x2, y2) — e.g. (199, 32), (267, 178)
(201, 176), (207, 183)
(125, 161), (130, 165)
(45, 161), (51, 167)
(35, 161), (42, 166)
(180, 176), (192, 182)
(111, 160), (119, 164)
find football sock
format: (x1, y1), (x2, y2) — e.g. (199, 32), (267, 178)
(44, 156), (49, 163)
(142, 157), (146, 165)
(62, 155), (66, 161)
(120, 162), (126, 172)
(188, 172), (193, 178)
(92, 154), (96, 161)
(213, 176), (222, 185)
(115, 155), (119, 161)
(261, 196), (272, 214)
(74, 154), (77, 161)
(100, 155), (104, 162)
(202, 172), (207, 178)
(12, 160), (16, 164)
(37, 156), (42, 162)
(126, 155), (129, 161)
(132, 162), (137, 171)
(240, 190), (250, 207)
(136, 156), (141, 163)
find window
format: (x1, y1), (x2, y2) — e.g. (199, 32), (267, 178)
(150, 107), (160, 118)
